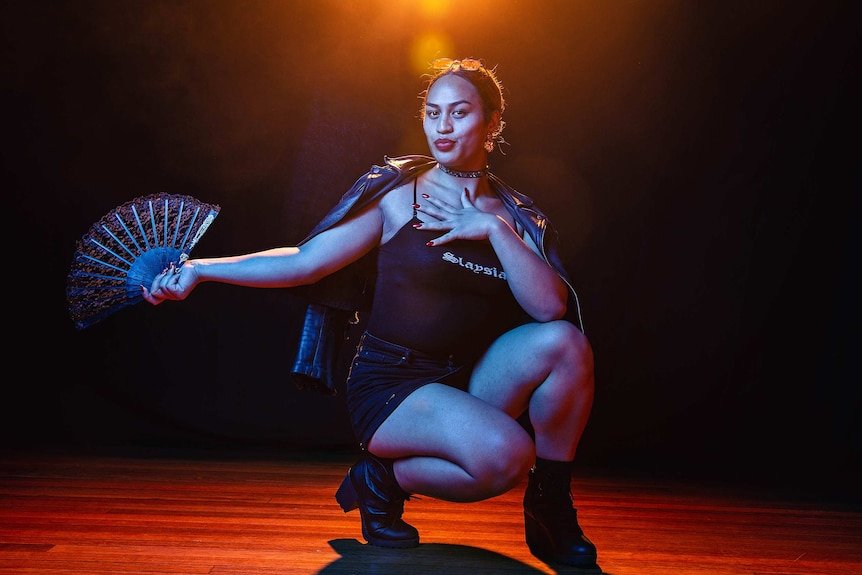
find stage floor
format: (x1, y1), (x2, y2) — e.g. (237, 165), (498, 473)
(1, 447), (860, 574)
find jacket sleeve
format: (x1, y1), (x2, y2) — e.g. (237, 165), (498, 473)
(287, 249), (377, 395)
(289, 303), (352, 396)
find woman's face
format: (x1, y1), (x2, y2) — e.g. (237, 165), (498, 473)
(423, 74), (496, 170)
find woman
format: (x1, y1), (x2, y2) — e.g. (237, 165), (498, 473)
(143, 58), (598, 569)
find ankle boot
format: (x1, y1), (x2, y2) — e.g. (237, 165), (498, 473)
(335, 453), (420, 548)
(523, 460), (598, 568)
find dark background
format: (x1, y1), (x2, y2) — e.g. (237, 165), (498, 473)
(3, 1), (859, 499)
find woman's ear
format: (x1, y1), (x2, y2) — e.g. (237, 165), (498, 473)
(485, 110), (503, 152)
(488, 110), (502, 135)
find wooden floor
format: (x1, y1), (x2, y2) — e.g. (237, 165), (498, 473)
(1, 448), (860, 575)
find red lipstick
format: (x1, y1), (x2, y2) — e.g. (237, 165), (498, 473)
(434, 139), (455, 152)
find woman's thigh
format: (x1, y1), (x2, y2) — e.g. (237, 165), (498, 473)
(468, 320), (589, 417)
(369, 382), (533, 470)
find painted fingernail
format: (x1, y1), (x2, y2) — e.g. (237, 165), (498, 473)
(412, 203), (420, 209)
(413, 223), (422, 228)
(426, 241), (434, 246)
(421, 193), (429, 198)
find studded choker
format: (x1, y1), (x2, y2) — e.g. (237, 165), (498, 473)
(437, 163), (489, 178)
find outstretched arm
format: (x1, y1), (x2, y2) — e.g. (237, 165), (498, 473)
(142, 202), (383, 305)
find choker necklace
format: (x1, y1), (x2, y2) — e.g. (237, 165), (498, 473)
(437, 163), (489, 178)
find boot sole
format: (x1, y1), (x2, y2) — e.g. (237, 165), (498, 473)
(527, 546), (601, 572)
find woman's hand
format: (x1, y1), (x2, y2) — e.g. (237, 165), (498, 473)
(419, 187), (568, 321)
(414, 187), (506, 246)
(141, 261), (199, 305)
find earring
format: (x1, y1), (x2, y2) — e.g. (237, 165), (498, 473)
(485, 134), (495, 152)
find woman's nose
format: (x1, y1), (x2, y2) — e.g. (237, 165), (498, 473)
(437, 118), (452, 134)
(437, 114), (453, 133)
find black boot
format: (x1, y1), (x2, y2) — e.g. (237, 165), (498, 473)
(523, 458), (599, 569)
(335, 452), (420, 548)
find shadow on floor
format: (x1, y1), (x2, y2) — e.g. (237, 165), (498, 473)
(318, 538), (605, 574)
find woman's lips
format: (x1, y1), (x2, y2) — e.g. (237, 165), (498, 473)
(434, 139), (455, 152)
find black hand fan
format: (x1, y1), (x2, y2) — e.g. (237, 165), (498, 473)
(67, 192), (221, 330)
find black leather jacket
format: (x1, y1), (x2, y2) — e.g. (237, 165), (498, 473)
(289, 154), (584, 395)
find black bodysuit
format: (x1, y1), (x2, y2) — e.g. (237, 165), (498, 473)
(345, 180), (529, 445)
(366, 183), (527, 361)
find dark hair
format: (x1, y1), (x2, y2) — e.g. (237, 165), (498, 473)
(420, 58), (507, 152)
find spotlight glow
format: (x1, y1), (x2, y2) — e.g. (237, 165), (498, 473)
(410, 31), (456, 75)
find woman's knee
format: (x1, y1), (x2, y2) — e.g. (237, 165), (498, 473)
(535, 320), (594, 368)
(471, 425), (535, 494)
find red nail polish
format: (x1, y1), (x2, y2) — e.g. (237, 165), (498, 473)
(421, 193), (429, 198)
(412, 203), (420, 209)
(412, 223), (422, 228)
(426, 241), (434, 246)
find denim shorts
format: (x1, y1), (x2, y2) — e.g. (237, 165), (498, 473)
(345, 331), (467, 448)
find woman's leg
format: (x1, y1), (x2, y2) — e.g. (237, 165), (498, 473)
(468, 320), (599, 568)
(369, 383), (535, 501)
(337, 382), (533, 548)
(342, 320), (597, 565)
(468, 320), (595, 460)
(368, 319), (594, 501)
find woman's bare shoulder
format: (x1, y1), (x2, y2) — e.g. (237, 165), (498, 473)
(378, 181), (418, 243)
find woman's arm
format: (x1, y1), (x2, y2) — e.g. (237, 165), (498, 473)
(142, 202), (383, 305)
(485, 217), (568, 321)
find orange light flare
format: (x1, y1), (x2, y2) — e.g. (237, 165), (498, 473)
(389, 0), (503, 75)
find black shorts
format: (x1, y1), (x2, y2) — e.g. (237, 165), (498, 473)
(345, 331), (469, 447)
